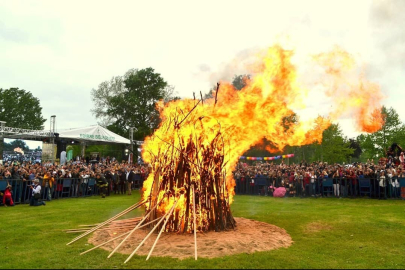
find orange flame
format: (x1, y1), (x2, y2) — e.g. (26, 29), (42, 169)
(312, 46), (385, 132)
(141, 44), (384, 216)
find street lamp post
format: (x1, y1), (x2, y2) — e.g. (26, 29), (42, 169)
(129, 127), (137, 164)
(129, 127), (134, 153)
(50, 115), (56, 164)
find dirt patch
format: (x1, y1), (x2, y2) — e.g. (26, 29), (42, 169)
(88, 217), (293, 260)
(305, 222), (333, 233)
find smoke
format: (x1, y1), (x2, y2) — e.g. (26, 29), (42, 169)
(369, 0), (405, 68)
(207, 47), (263, 85)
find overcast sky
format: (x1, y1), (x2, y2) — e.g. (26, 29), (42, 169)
(0, 0), (404, 140)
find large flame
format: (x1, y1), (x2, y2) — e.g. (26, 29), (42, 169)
(141, 45), (384, 227)
(312, 46), (385, 132)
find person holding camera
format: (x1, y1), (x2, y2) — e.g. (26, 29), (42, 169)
(29, 179), (46, 206)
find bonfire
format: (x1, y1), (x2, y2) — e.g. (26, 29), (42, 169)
(66, 45), (384, 262)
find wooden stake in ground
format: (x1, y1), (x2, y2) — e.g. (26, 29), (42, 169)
(66, 200), (145, 245)
(146, 199), (179, 260)
(80, 216), (163, 256)
(124, 197), (180, 264)
(107, 198), (163, 259)
(192, 184), (198, 260)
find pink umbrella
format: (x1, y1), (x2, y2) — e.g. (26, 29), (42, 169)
(273, 187), (286, 197)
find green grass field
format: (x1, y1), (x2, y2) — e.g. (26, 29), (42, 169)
(1, 193), (405, 269)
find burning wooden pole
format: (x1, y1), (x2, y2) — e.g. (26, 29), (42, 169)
(192, 183), (198, 260)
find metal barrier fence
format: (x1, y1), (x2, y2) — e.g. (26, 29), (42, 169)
(0, 178), (100, 205)
(2, 176), (404, 205)
(234, 176), (405, 199)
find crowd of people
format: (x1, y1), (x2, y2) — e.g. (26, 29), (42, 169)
(232, 143), (405, 199)
(1, 142), (405, 206)
(0, 156), (150, 206)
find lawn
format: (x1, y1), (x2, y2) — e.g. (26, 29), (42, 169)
(1, 193), (405, 269)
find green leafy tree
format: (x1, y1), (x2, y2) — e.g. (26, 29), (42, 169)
(357, 133), (375, 161)
(348, 138), (362, 161)
(91, 68), (176, 140)
(310, 123), (354, 163)
(358, 106), (405, 160)
(0, 88), (46, 129)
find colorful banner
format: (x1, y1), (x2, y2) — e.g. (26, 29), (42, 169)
(239, 154), (294, 160)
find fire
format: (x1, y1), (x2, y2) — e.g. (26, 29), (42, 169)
(312, 46), (385, 132)
(141, 45), (384, 233)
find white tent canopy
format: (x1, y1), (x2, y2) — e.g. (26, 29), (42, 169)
(58, 125), (130, 144)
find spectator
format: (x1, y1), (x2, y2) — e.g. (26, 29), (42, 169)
(30, 179), (46, 206)
(332, 169), (340, 198)
(119, 168), (127, 195)
(2, 184), (14, 206)
(95, 173), (108, 198)
(127, 167), (134, 195)
(42, 172), (55, 201)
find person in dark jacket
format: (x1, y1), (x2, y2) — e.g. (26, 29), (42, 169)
(111, 169), (119, 194)
(103, 169), (112, 196)
(118, 169), (127, 195)
(95, 173), (108, 198)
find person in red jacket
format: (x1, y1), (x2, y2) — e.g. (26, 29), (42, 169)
(348, 169), (357, 197)
(2, 184), (14, 207)
(303, 170), (311, 197)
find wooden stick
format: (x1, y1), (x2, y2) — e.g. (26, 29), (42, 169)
(66, 200), (145, 245)
(80, 217), (163, 256)
(124, 198), (179, 264)
(68, 201), (144, 244)
(176, 100), (201, 128)
(146, 199), (179, 260)
(192, 184), (198, 260)
(107, 198), (163, 258)
(214, 82), (220, 106)
(68, 201), (143, 244)
(67, 220), (143, 231)
(106, 224), (141, 229)
(200, 91), (204, 105)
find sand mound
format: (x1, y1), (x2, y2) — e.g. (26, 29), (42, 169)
(88, 217), (293, 259)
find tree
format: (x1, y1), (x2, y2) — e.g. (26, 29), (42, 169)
(358, 106), (405, 160)
(204, 84), (217, 99)
(231, 74), (251, 90)
(310, 123), (354, 163)
(0, 88), (46, 129)
(348, 138), (362, 160)
(91, 68), (176, 140)
(204, 74), (251, 99)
